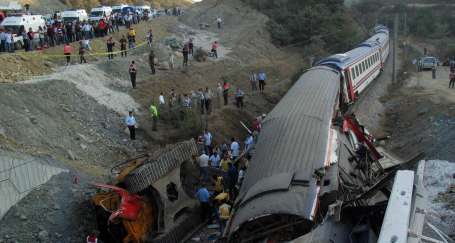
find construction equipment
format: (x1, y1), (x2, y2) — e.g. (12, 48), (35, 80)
(91, 139), (204, 243)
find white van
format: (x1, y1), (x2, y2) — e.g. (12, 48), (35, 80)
(0, 15), (45, 46)
(135, 5), (153, 18)
(61, 9), (88, 23)
(89, 6), (112, 21)
(111, 4), (129, 15)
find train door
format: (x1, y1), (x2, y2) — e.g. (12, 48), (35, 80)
(340, 70), (354, 110)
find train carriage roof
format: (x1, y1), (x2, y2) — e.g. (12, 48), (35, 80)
(316, 25), (389, 70)
(316, 46), (374, 70)
(229, 66), (341, 233)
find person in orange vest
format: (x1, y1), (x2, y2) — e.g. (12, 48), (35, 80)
(63, 43), (73, 65)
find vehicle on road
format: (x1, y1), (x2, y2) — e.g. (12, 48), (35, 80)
(61, 9), (88, 23)
(0, 14), (45, 48)
(89, 6), (112, 21)
(419, 56), (437, 70)
(111, 4), (129, 15)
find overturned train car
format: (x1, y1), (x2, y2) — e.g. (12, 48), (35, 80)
(226, 26), (392, 242)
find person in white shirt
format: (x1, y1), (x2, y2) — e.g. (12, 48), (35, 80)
(5, 31), (13, 52)
(169, 52), (175, 70)
(159, 92), (165, 105)
(0, 31), (6, 52)
(230, 137), (240, 160)
(209, 151), (221, 168)
(82, 38), (91, 51)
(203, 129), (212, 153)
(198, 152), (209, 182)
(244, 133), (254, 152)
(125, 111), (137, 140)
(216, 17), (222, 29)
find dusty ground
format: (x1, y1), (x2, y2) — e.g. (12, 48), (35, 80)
(353, 40), (455, 239)
(381, 65), (455, 160)
(0, 0), (305, 242)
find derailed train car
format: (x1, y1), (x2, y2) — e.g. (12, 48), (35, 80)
(225, 26), (395, 242)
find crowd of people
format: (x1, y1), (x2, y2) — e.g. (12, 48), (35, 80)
(194, 123), (259, 234)
(0, 11), (145, 53)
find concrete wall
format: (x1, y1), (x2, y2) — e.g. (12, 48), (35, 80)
(0, 150), (67, 219)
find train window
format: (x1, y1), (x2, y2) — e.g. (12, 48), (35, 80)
(351, 69), (356, 79)
(355, 65), (359, 77)
(362, 61), (366, 72)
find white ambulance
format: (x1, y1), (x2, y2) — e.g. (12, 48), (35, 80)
(0, 14), (45, 47)
(89, 6), (112, 22)
(61, 9), (89, 23)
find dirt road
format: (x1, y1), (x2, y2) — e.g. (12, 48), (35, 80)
(381, 66), (455, 160)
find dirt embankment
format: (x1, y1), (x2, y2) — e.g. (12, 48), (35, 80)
(0, 1), (306, 242)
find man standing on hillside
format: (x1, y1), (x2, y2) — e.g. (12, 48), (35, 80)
(146, 28), (153, 47)
(230, 137), (240, 161)
(204, 87), (212, 114)
(182, 43), (189, 67)
(216, 16), (223, 29)
(129, 61), (137, 88)
(106, 37), (115, 60)
(149, 102), (158, 131)
(79, 41), (87, 64)
(258, 70), (266, 93)
(149, 49), (156, 74)
(223, 81), (230, 105)
(235, 87), (245, 109)
(63, 43), (73, 65)
(249, 71), (258, 91)
(120, 35), (127, 57)
(125, 110), (137, 140)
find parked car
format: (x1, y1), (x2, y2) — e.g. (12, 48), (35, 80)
(419, 56), (437, 70)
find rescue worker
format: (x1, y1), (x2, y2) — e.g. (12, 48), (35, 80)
(127, 27), (136, 49)
(218, 198), (231, 234)
(129, 61), (137, 88)
(149, 102), (158, 131)
(149, 49), (156, 74)
(125, 110), (137, 140)
(63, 42), (73, 65)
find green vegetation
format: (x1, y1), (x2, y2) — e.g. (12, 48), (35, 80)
(351, 1), (455, 59)
(242, 0), (364, 54)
